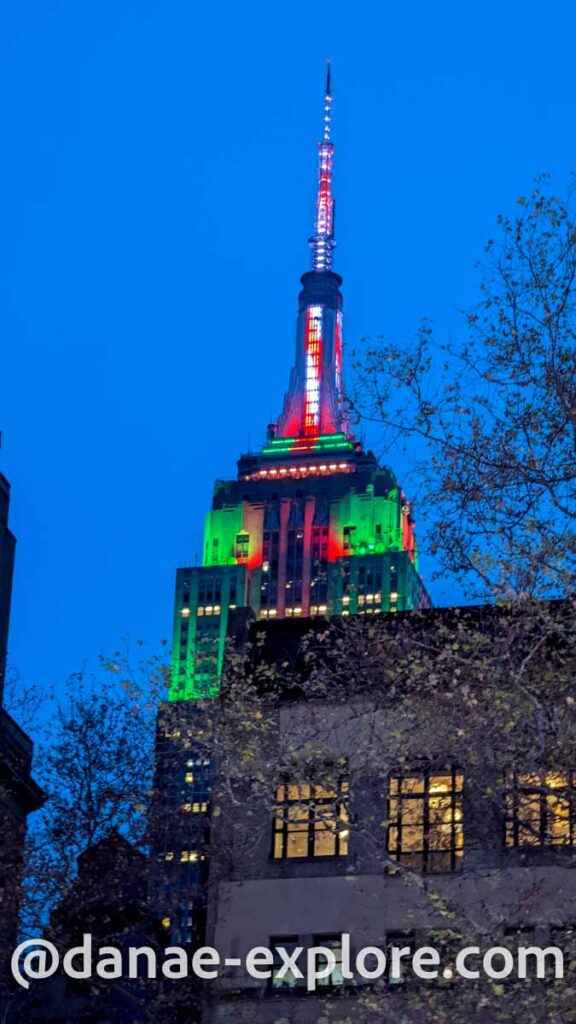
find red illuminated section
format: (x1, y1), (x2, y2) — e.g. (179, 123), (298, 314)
(401, 496), (416, 562)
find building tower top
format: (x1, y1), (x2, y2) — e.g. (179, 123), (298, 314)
(273, 62), (348, 444)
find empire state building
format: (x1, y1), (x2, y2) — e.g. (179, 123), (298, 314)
(171, 65), (429, 702)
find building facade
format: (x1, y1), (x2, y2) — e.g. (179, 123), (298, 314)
(202, 605), (576, 1024)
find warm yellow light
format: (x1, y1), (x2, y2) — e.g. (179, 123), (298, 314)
(161, 917), (171, 929)
(181, 607), (190, 617)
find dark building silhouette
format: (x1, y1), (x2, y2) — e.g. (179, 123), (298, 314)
(20, 832), (169, 1024)
(0, 471), (16, 705)
(0, 465), (44, 1003)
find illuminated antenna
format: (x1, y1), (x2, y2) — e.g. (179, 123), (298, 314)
(324, 59), (332, 141)
(309, 60), (336, 272)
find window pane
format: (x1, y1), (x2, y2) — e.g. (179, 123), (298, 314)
(401, 776), (425, 794)
(286, 830), (309, 857)
(314, 827), (336, 856)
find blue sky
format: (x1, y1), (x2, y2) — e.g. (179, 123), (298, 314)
(1, 0), (575, 695)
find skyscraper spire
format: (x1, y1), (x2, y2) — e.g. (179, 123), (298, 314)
(274, 61), (346, 442)
(310, 60), (335, 272)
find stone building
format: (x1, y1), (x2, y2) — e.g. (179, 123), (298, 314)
(199, 603), (576, 1023)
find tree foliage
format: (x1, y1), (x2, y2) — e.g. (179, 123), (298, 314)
(351, 182), (576, 599)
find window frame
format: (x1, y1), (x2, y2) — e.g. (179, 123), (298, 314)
(272, 774), (350, 861)
(386, 765), (464, 874)
(505, 769), (576, 849)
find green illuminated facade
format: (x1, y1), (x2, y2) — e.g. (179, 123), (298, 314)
(171, 445), (429, 700)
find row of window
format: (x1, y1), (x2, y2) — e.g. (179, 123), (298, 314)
(272, 769), (576, 871)
(267, 925), (571, 990)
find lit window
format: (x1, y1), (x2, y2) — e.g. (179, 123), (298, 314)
(506, 770), (576, 848)
(181, 607), (190, 618)
(161, 917), (171, 929)
(185, 772), (194, 783)
(273, 779), (350, 859)
(387, 768), (464, 873)
(164, 852), (174, 862)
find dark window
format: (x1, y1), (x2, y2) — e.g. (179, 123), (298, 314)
(385, 931), (416, 986)
(270, 936), (301, 989)
(313, 935), (344, 987)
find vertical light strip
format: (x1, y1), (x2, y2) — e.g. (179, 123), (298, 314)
(304, 305), (323, 436)
(335, 309), (343, 400)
